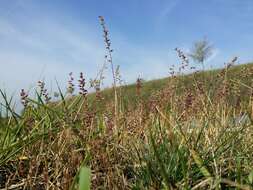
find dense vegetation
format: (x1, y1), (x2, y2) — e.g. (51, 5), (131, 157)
(0, 61), (253, 189)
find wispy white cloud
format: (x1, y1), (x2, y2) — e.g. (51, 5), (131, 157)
(159, 0), (179, 19)
(155, 0), (180, 29)
(0, 18), (105, 88)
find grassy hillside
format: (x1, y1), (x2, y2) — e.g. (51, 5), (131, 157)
(90, 62), (253, 112)
(0, 62), (253, 189)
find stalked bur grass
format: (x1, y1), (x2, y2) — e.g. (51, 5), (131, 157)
(98, 16), (119, 131)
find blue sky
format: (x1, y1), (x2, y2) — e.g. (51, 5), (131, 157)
(0, 0), (253, 98)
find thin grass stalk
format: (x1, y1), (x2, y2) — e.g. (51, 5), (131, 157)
(98, 16), (118, 131)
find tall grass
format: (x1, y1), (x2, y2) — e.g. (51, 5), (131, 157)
(0, 17), (253, 189)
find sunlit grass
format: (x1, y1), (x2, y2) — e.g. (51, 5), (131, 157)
(0, 62), (252, 189)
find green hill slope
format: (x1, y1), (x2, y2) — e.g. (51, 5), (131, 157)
(89, 62), (253, 113)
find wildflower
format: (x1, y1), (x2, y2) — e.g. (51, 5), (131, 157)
(136, 77), (142, 96)
(43, 89), (51, 103)
(67, 72), (75, 94)
(175, 48), (189, 64)
(20, 89), (29, 107)
(78, 72), (87, 96)
(98, 16), (116, 88)
(175, 48), (189, 73)
(37, 80), (51, 103)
